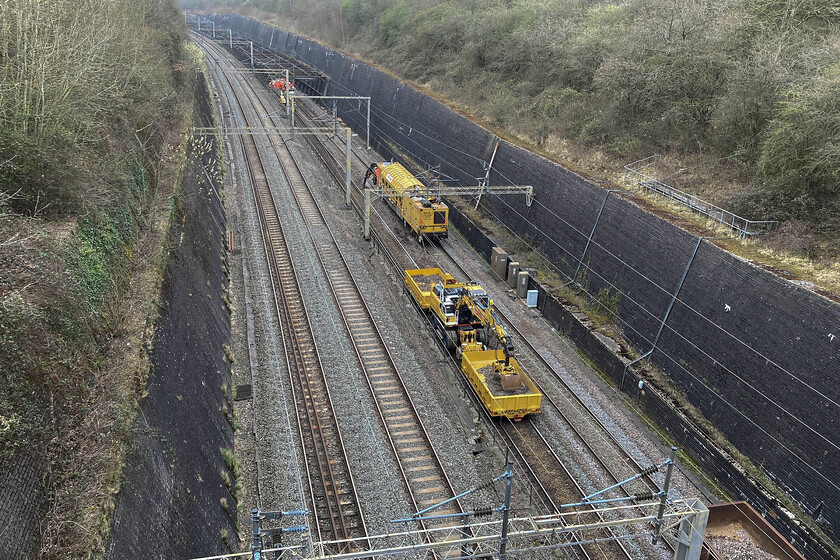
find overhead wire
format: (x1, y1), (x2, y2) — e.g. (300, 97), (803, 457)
(486, 162), (840, 411)
(214, 27), (835, 555)
(401, 137), (840, 490)
(619, 393), (817, 560)
(487, 190), (840, 417)
(318, 78), (490, 166)
(519, 192), (840, 426)
(440, 218), (816, 558)
(484, 191), (840, 452)
(479, 163), (840, 397)
(231, 26), (840, 516)
(481, 193), (839, 490)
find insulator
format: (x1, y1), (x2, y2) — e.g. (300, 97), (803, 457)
(472, 506), (493, 517)
(641, 465), (659, 476)
(635, 491), (655, 501)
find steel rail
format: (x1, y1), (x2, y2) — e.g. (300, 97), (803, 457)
(288, 67), (641, 560)
(290, 98), (416, 273)
(436, 243), (669, 559)
(302, 94), (639, 557)
(439, 234), (669, 498)
(493, 296), (663, 496)
(226, 60), (354, 547)
(206, 29), (663, 559)
(201, 32), (473, 556)
(264, 62), (610, 560)
(201, 36), (321, 544)
(237, 59), (473, 552)
(420, 242), (638, 559)
(197, 34), (368, 553)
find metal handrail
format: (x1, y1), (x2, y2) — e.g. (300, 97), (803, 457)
(623, 155), (777, 237)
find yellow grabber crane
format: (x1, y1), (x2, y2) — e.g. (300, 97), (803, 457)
(454, 287), (522, 391)
(404, 267), (541, 417)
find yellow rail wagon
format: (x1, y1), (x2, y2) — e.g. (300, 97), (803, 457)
(459, 349), (541, 420)
(364, 162), (449, 242)
(405, 268), (542, 420)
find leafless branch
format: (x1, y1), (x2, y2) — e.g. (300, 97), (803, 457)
(0, 231), (38, 247)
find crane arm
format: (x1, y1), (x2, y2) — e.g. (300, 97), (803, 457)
(456, 290), (515, 364)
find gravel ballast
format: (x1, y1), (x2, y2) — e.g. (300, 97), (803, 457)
(203, 31), (736, 560)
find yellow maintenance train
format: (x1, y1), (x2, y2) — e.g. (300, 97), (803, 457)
(405, 268), (541, 420)
(364, 161), (449, 242)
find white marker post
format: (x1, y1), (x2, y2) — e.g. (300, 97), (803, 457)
(345, 128), (352, 206)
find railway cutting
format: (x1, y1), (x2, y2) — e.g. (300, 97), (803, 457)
(181, 18), (793, 560)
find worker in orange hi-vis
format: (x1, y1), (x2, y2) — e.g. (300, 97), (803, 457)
(373, 166), (381, 184)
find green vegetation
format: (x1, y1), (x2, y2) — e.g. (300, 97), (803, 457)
(221, 446), (244, 504)
(186, 0), (839, 244)
(0, 0), (196, 557)
(595, 287), (621, 318)
(378, 1), (410, 46)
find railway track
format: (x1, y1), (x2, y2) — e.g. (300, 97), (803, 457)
(240, 73), (470, 541)
(291, 100), (417, 273)
(242, 56), (640, 560)
(273, 73), (631, 560)
(197, 33), (471, 554)
(197, 34), (368, 552)
(493, 288), (663, 501)
(433, 244), (676, 559)
(198, 28), (676, 559)
(292, 73), (669, 560)
(434, 239), (664, 493)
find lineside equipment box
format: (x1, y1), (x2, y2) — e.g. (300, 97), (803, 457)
(491, 247), (508, 282)
(507, 261), (520, 288)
